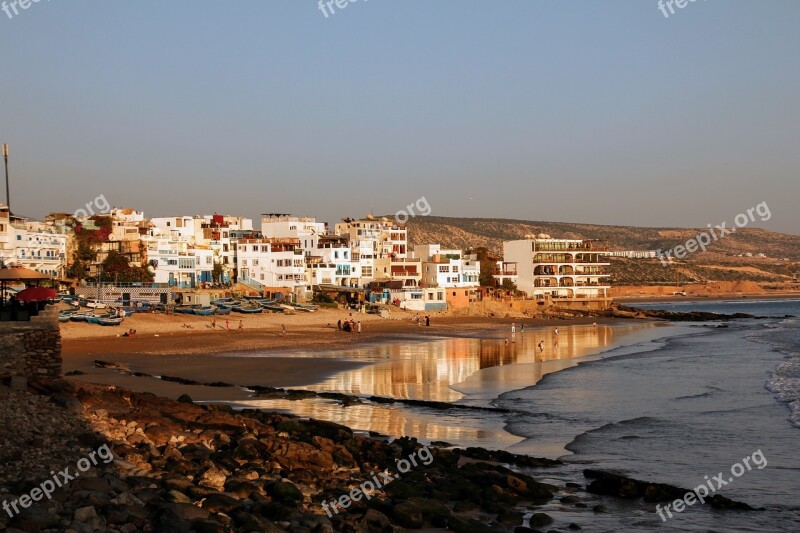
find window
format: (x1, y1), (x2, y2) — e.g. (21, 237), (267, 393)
(438, 266), (449, 273)
(253, 259), (259, 266)
(242, 260), (248, 266)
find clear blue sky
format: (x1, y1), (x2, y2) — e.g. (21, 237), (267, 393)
(2, 1), (798, 233)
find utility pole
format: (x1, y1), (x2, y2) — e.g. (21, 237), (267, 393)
(2, 144), (9, 212)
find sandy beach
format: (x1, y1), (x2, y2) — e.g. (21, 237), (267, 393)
(61, 308), (620, 402)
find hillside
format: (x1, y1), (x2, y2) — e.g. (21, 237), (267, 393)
(405, 216), (800, 286)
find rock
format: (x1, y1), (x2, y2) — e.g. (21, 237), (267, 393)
(497, 510), (523, 526)
(448, 516), (497, 533)
(73, 506), (98, 521)
(198, 467), (227, 490)
(267, 481), (304, 504)
(177, 394), (194, 404)
(528, 513), (554, 528)
(201, 492), (242, 513)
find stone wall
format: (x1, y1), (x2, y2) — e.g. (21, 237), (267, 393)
(0, 308), (63, 388)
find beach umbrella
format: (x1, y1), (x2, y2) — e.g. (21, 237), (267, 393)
(0, 267), (54, 282)
(15, 286), (57, 302)
(0, 267), (54, 304)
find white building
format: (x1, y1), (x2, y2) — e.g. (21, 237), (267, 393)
(334, 216), (409, 287)
(237, 238), (306, 295)
(146, 238), (202, 288)
(305, 236), (360, 289)
(261, 214), (327, 256)
(500, 237), (611, 300)
(0, 207), (68, 278)
(415, 245), (481, 288)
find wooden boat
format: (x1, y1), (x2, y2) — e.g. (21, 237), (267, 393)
(69, 313), (92, 322)
(193, 307), (215, 316)
(98, 317), (124, 326)
(233, 304), (262, 314)
(58, 311), (75, 323)
(213, 306), (231, 315)
(262, 304), (286, 313)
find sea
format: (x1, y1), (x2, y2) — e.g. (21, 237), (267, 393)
(233, 299), (800, 532)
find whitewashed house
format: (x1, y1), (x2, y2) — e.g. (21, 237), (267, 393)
(237, 238), (306, 296)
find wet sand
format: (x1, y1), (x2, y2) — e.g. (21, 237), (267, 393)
(62, 309), (617, 401)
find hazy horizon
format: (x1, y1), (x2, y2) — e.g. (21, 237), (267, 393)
(2, 1), (798, 233)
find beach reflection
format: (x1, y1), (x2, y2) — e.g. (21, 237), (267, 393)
(235, 323), (662, 448)
(296, 323), (650, 401)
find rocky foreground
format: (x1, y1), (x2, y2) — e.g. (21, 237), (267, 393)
(0, 382), (757, 532)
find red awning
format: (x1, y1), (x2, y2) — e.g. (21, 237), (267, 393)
(15, 286), (58, 302)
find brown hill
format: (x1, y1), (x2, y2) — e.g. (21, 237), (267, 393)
(405, 216), (800, 286)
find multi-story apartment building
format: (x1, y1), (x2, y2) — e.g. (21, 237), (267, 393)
(305, 235), (360, 289)
(415, 245), (481, 288)
(0, 205), (12, 267)
(237, 238), (306, 295)
(500, 237), (611, 302)
(261, 214), (327, 256)
(146, 238), (207, 288)
(147, 214), (253, 285)
(0, 208), (68, 278)
(334, 216), (409, 287)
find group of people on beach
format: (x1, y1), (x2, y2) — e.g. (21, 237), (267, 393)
(338, 318), (361, 333)
(413, 314), (431, 327)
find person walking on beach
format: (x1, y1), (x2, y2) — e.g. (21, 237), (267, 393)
(225, 320), (230, 331)
(425, 315), (430, 327)
(337, 319), (342, 331)
(538, 340), (544, 353)
(238, 320), (244, 333)
(281, 324), (287, 335)
(520, 323), (524, 334)
(511, 323), (516, 342)
(357, 321), (362, 333)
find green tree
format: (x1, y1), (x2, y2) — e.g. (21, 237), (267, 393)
(100, 251), (154, 283)
(212, 262), (225, 284)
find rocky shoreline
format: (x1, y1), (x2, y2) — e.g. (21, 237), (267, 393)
(0, 380), (759, 533)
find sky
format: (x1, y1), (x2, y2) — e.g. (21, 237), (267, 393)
(1, 0), (798, 233)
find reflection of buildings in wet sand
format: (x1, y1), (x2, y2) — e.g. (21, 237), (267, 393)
(240, 397), (523, 449)
(298, 324), (651, 403)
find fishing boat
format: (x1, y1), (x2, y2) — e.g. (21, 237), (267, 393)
(98, 317), (124, 326)
(233, 304), (263, 314)
(193, 306), (215, 316)
(69, 313), (92, 322)
(291, 303), (318, 312)
(58, 310), (75, 323)
(175, 306), (199, 315)
(213, 306), (231, 315)
(262, 304), (286, 313)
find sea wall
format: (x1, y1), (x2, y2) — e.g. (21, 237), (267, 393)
(0, 308), (63, 388)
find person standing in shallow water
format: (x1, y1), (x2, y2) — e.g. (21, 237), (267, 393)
(425, 315), (430, 327)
